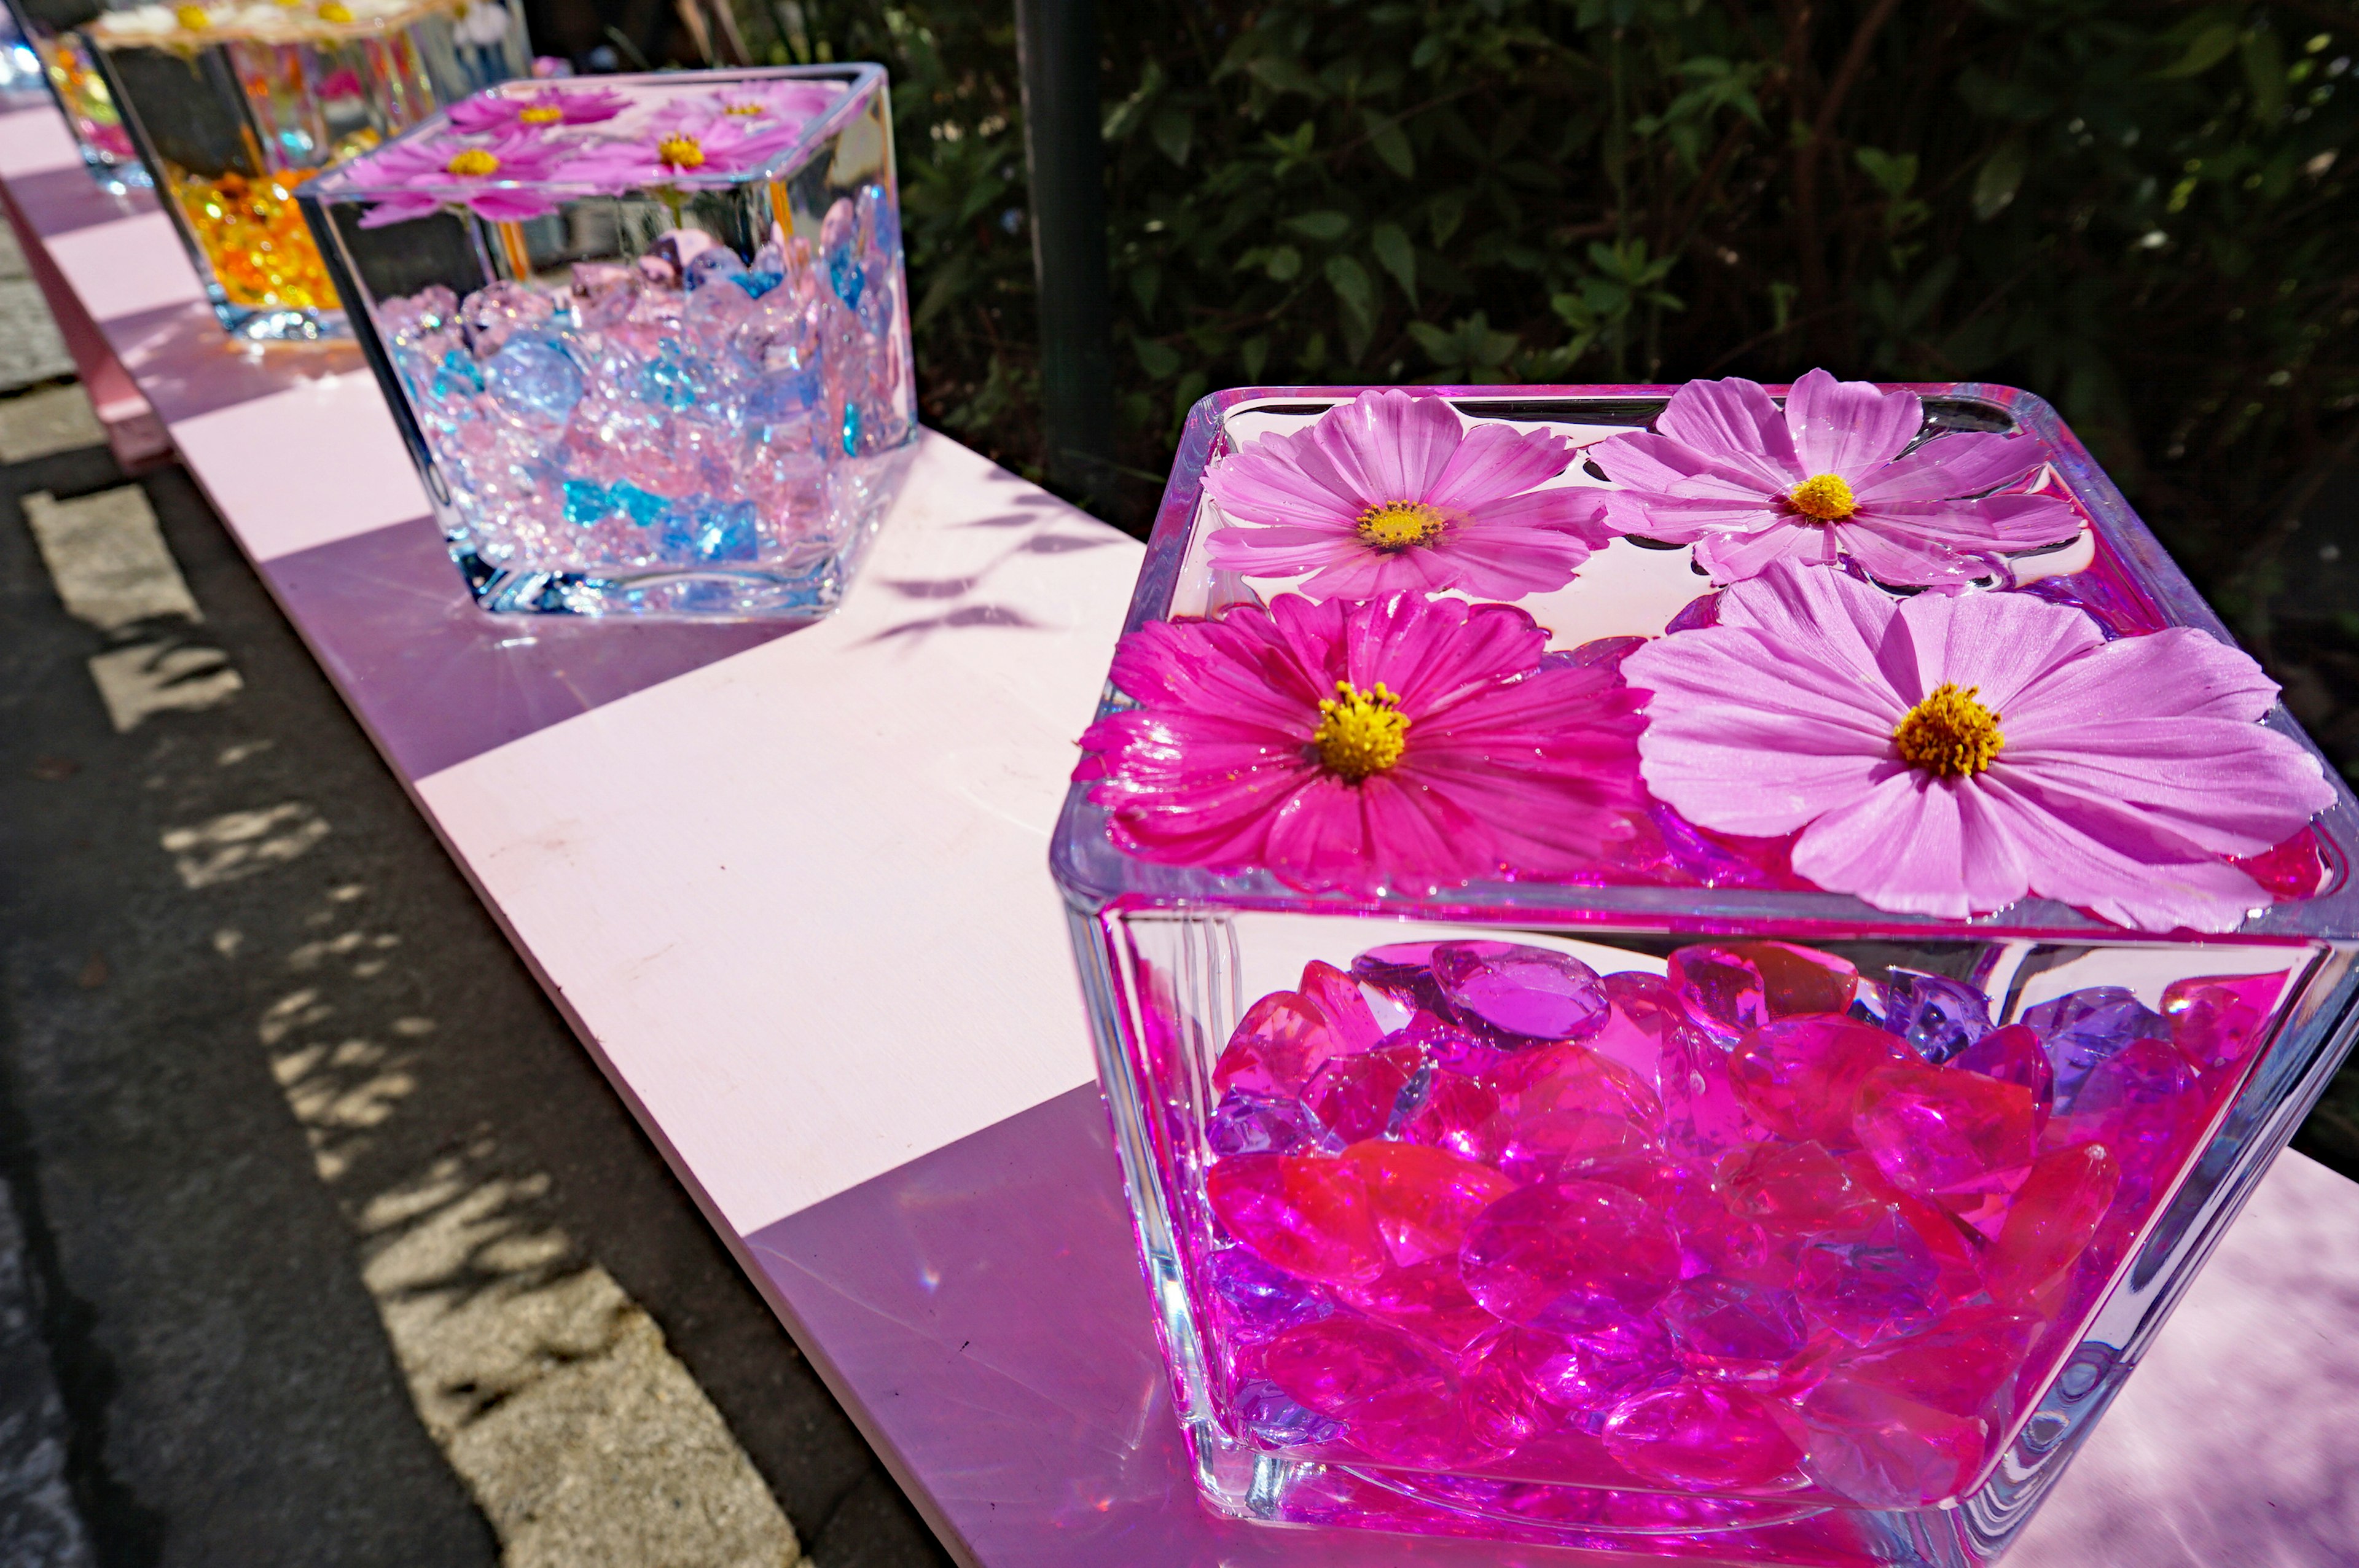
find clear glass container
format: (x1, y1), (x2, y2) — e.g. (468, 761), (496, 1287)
(297, 66), (917, 619)
(4, 0), (149, 190)
(1050, 384), (2359, 1563)
(83, 0), (527, 339)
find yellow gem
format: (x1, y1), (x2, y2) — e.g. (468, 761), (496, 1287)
(1313, 680), (1410, 784)
(657, 135), (706, 170)
(444, 148), (500, 177)
(517, 104), (563, 124)
(1786, 471), (1858, 521)
(1355, 500), (1447, 551)
(1893, 682), (2005, 779)
(316, 1), (352, 20)
(173, 4), (209, 27)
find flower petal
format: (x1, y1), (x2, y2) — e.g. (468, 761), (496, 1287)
(1784, 369), (1922, 480)
(1891, 583), (2105, 714)
(1851, 432), (2046, 502)
(1309, 389), (1466, 507)
(1790, 769), (1981, 918)
(1423, 421), (1575, 512)
(1654, 376), (1802, 490)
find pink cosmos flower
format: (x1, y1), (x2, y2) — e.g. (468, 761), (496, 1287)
(447, 85), (628, 133)
(655, 77), (843, 131)
(1587, 369), (2081, 587)
(1621, 561), (2336, 932)
(1078, 590), (1648, 896)
(1200, 389), (1616, 601)
(561, 109), (808, 189)
(353, 129), (590, 227)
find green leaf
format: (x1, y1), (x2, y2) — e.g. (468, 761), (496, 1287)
(1363, 110), (1415, 178)
(2244, 28), (2288, 122)
(1151, 104), (1193, 166)
(1854, 146), (1920, 199)
(1133, 337), (1183, 379)
(1326, 253), (1377, 335)
(1973, 138), (2027, 221)
(1266, 244), (1302, 282)
(1128, 261), (1162, 317)
(1248, 53), (1327, 99)
(1286, 209), (1353, 242)
(1407, 320), (1457, 360)
(1371, 221), (1417, 304)
(2154, 20), (2239, 78)
(1242, 335), (1270, 382)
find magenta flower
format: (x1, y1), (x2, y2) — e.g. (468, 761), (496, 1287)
(1200, 389), (1616, 601)
(1078, 591), (1648, 896)
(1621, 562), (2336, 931)
(1587, 369), (2081, 587)
(657, 78), (843, 131)
(561, 109), (808, 189)
(447, 85), (628, 134)
(353, 129), (589, 227)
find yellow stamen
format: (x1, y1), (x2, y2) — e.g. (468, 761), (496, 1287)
(316, 1), (353, 20)
(1313, 680), (1410, 783)
(173, 4), (209, 26)
(722, 100), (765, 115)
(1893, 682), (2005, 778)
(1356, 501), (1447, 551)
(517, 104), (563, 125)
(657, 135), (706, 170)
(444, 148), (499, 177)
(1786, 471), (1858, 522)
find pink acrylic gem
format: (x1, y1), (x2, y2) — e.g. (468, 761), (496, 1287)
(1853, 1062), (2039, 1198)
(1602, 1379), (1804, 1490)
(2229, 825), (2328, 898)
(1584, 1000), (1665, 1090)
(1207, 1153), (1389, 1287)
(1796, 1206), (1948, 1346)
(1728, 1013), (1913, 1147)
(1831, 1306), (2043, 1422)
(1492, 1317), (1681, 1418)
(1660, 1023), (1772, 1155)
(1345, 1378), (1498, 1467)
(2162, 970), (2288, 1071)
(1499, 1112), (1661, 1186)
(1339, 1140), (1516, 1265)
(1719, 1141), (1889, 1235)
(1214, 991), (1337, 1098)
(1433, 943), (1611, 1040)
(1336, 1259), (1501, 1356)
(1661, 1277), (1807, 1383)
(1799, 1375), (1990, 1507)
(1460, 1180), (1683, 1332)
(1395, 1008), (1505, 1076)
(1747, 942), (1862, 1016)
(1985, 1144), (2119, 1308)
(1501, 1040), (1662, 1127)
(1949, 1022), (2055, 1109)
(1304, 1042), (1423, 1143)
(1261, 1314), (1453, 1415)
(1458, 1329), (1552, 1449)
(1665, 946), (1769, 1040)
(1299, 958), (1387, 1051)
(1400, 1072), (1505, 1163)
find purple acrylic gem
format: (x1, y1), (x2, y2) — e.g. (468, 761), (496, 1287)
(2023, 986), (2169, 1104)
(1433, 943), (1611, 1042)
(1208, 1246), (1332, 1338)
(1351, 943), (1455, 1016)
(1207, 1090), (1333, 1157)
(1661, 1277), (1808, 1382)
(1232, 1378), (1346, 1446)
(1882, 969), (1994, 1064)
(1797, 1210), (1946, 1346)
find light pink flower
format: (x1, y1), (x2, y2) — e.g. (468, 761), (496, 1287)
(655, 77), (842, 131)
(353, 129), (590, 227)
(1621, 562), (2336, 931)
(1078, 591), (1648, 896)
(447, 85), (628, 133)
(1587, 369), (2081, 586)
(561, 109), (807, 189)
(1200, 389), (1616, 601)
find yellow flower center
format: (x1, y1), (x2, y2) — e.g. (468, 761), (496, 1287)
(517, 104), (563, 125)
(657, 135), (706, 170)
(1356, 501), (1447, 551)
(173, 4), (209, 26)
(444, 148), (499, 177)
(722, 100), (764, 115)
(1786, 471), (1858, 522)
(1893, 682), (2005, 778)
(316, 1), (353, 20)
(1313, 680), (1410, 783)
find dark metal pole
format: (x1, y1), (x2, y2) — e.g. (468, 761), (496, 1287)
(1013, 0), (1117, 513)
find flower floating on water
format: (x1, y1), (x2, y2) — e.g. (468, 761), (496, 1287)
(1079, 590), (1647, 896)
(1622, 561), (2334, 930)
(563, 109), (808, 189)
(1200, 389), (1616, 601)
(352, 128), (585, 227)
(1586, 369), (2080, 586)
(657, 77), (843, 131)
(447, 84), (627, 134)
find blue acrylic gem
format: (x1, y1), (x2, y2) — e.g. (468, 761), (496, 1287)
(745, 370), (819, 424)
(636, 344), (703, 411)
(1881, 969), (1993, 1064)
(561, 479), (612, 526)
(840, 400), (862, 456)
(732, 269), (785, 300)
(828, 245), (864, 310)
(610, 483), (670, 527)
(431, 347), (485, 400)
(2022, 986), (2169, 1106)
(485, 336), (584, 427)
(683, 248), (746, 291)
(659, 501), (759, 563)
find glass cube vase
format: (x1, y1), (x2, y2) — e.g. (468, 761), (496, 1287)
(84, 0), (528, 339)
(4, 0), (149, 190)
(1049, 383), (2359, 1564)
(297, 66), (917, 620)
